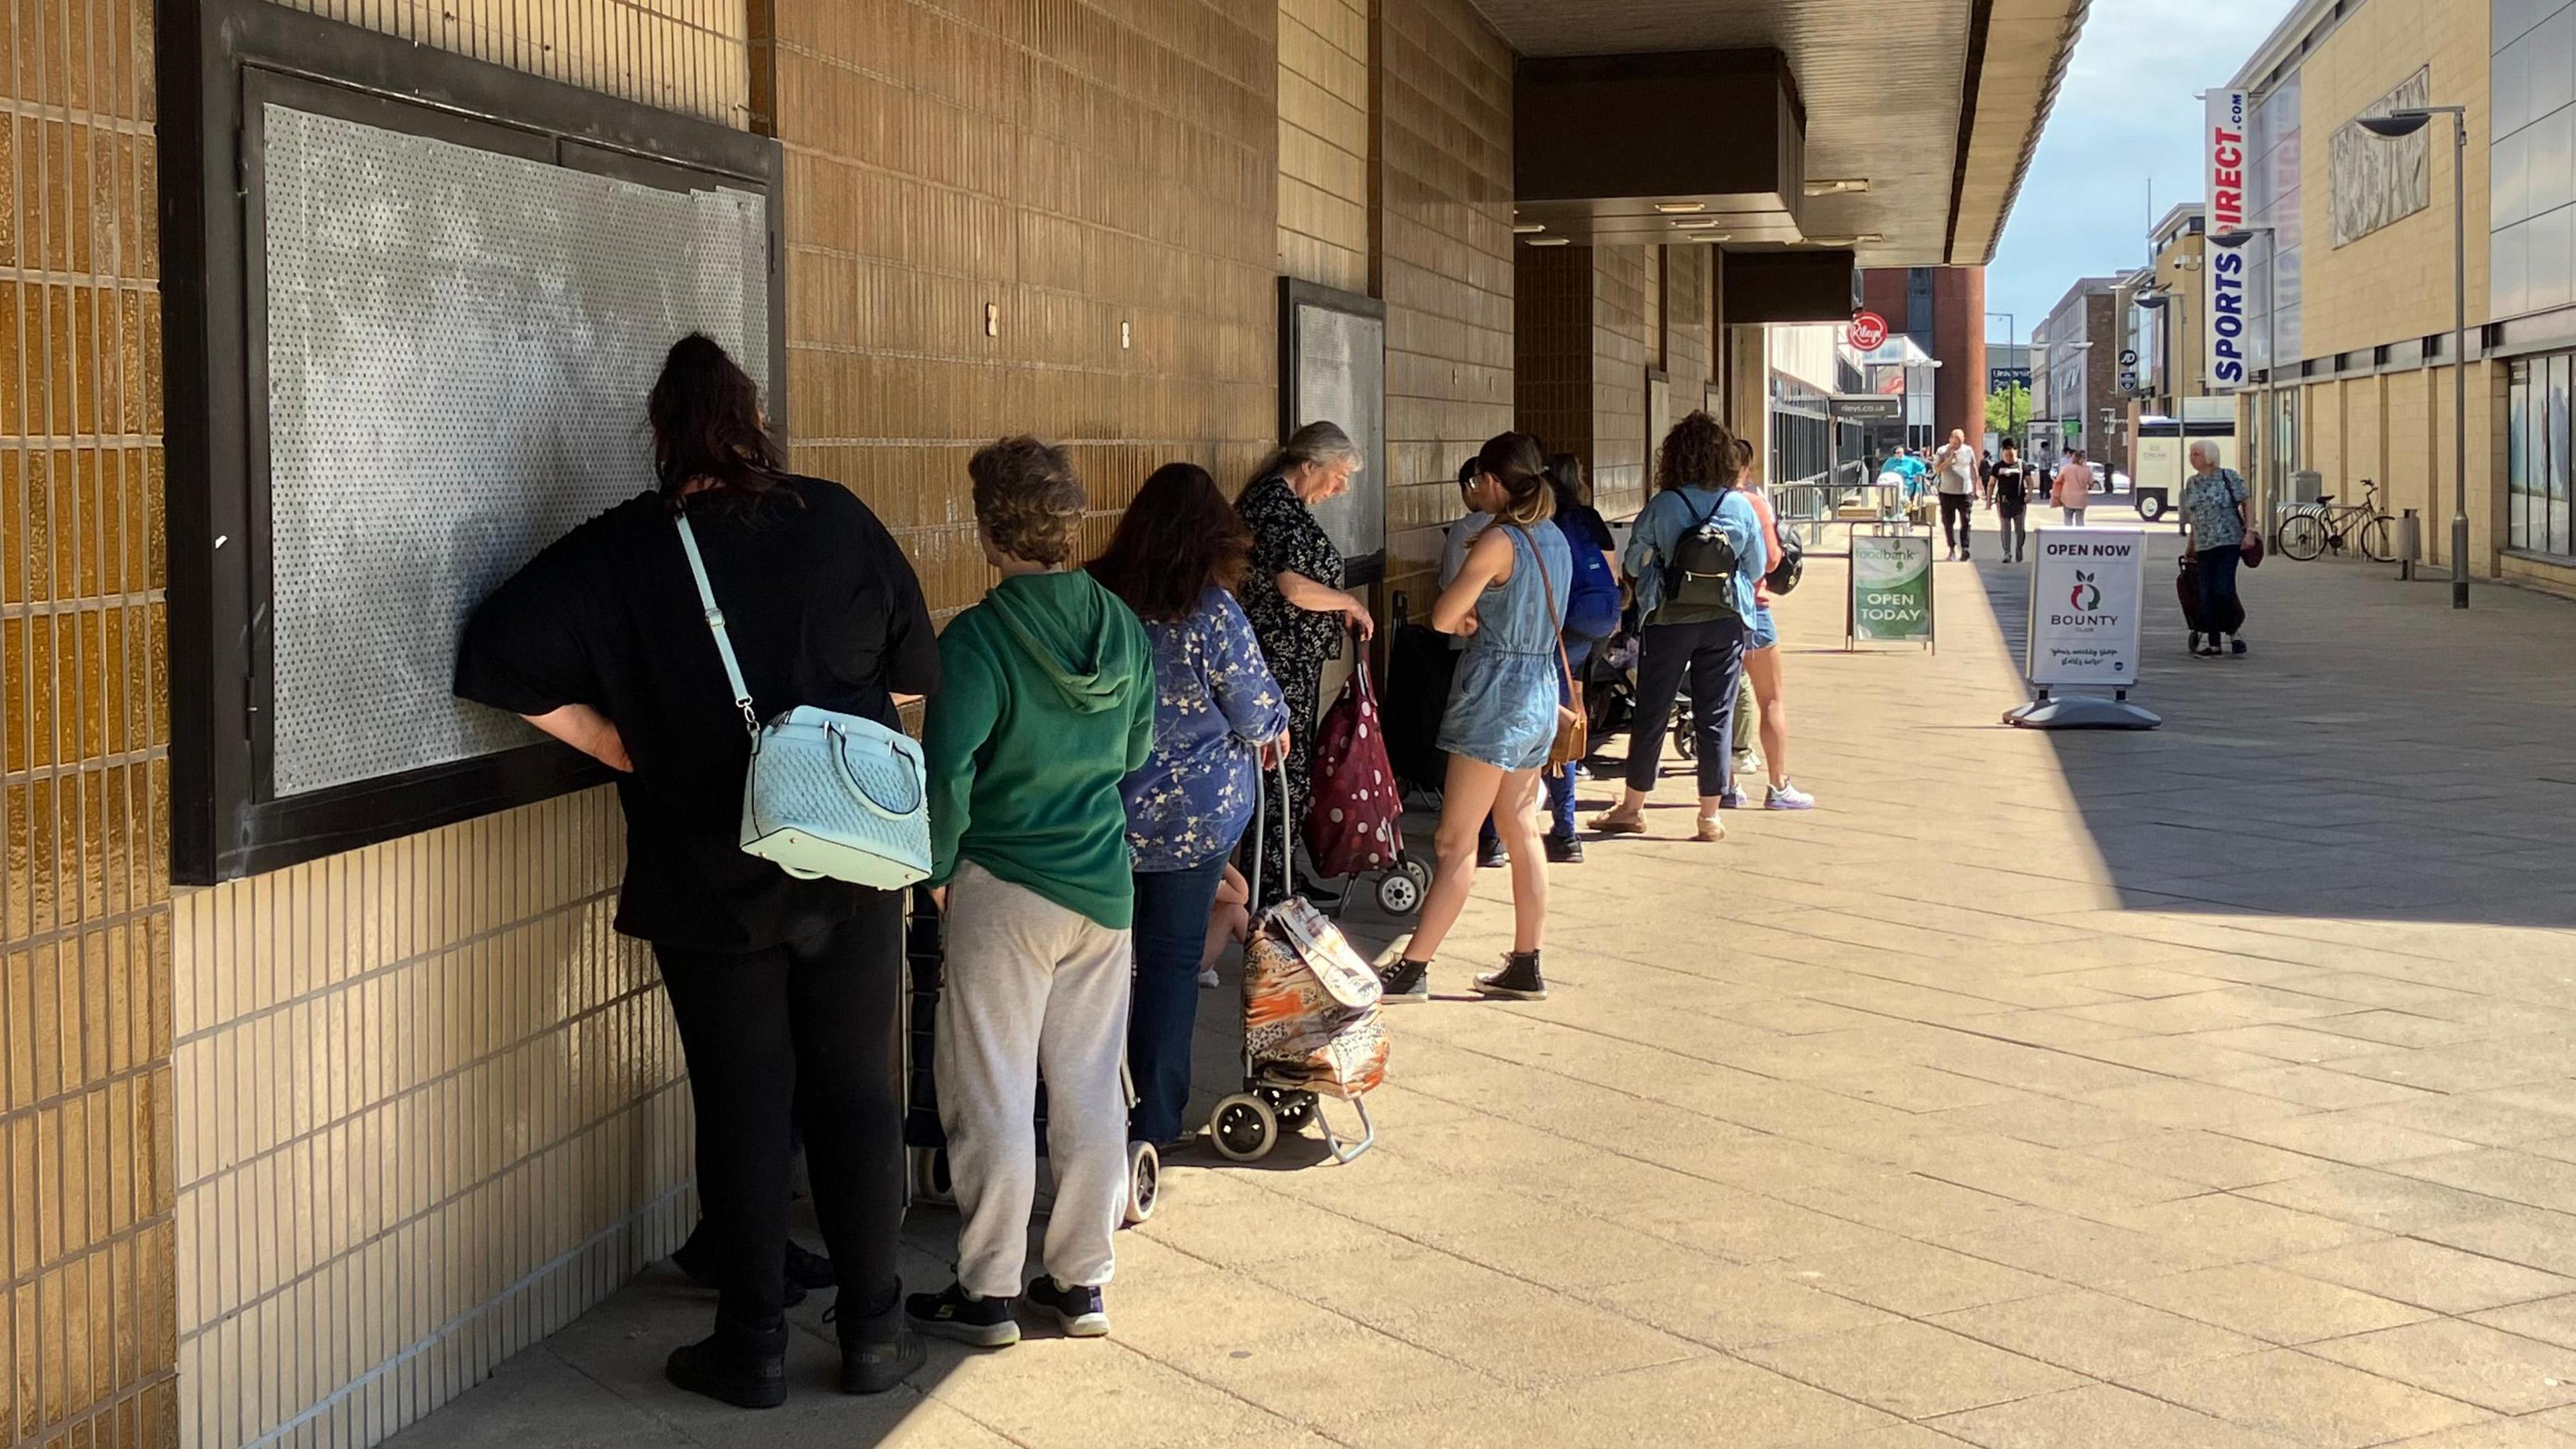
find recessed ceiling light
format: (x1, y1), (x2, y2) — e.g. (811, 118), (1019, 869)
(1684, 233), (1732, 243)
(1525, 235), (1573, 247)
(1670, 217), (1721, 230)
(1512, 222), (1547, 234)
(1653, 201), (1707, 214)
(1803, 178), (1871, 196)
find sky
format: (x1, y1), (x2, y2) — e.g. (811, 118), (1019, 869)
(1984, 0), (2304, 344)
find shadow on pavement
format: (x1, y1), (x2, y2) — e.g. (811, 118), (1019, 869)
(1958, 502), (2576, 931)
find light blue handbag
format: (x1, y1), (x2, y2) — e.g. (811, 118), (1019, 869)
(677, 515), (932, 889)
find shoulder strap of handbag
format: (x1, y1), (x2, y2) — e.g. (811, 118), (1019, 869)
(1513, 524), (1578, 706)
(675, 514), (761, 739)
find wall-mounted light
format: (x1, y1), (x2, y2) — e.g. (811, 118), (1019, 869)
(985, 302), (1000, 337)
(1803, 178), (1871, 196)
(1670, 217), (1722, 230)
(1684, 233), (1732, 243)
(1120, 320), (1132, 350)
(1652, 201), (1707, 214)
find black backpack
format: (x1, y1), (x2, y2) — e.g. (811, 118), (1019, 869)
(1653, 494), (1740, 625)
(1765, 521), (1805, 596)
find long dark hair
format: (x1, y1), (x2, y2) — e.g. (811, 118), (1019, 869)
(1544, 451), (1591, 512)
(649, 333), (789, 511)
(1477, 431), (1554, 527)
(1088, 463), (1252, 623)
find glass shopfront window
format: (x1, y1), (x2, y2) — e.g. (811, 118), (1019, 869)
(2509, 352), (2576, 555)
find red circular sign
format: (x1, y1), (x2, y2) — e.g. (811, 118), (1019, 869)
(1848, 311), (1889, 350)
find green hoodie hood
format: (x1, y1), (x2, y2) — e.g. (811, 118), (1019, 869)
(981, 570), (1146, 714)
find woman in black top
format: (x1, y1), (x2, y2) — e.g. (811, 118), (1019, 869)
(1992, 438), (2031, 562)
(454, 335), (938, 1405)
(1235, 421), (1374, 904)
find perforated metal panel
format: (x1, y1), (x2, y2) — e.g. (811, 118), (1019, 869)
(1290, 303), (1387, 562)
(262, 103), (769, 796)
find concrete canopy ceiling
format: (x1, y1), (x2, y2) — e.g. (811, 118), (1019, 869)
(1468, 0), (2088, 267)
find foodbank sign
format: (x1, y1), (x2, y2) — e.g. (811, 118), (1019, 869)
(2029, 529), (2144, 686)
(1851, 533), (1934, 643)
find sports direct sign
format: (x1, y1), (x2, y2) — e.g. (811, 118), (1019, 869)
(2206, 87), (2252, 392)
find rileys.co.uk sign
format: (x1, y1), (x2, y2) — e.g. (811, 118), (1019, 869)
(2206, 88), (2252, 392)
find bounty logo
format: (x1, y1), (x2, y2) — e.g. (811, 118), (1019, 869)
(2068, 572), (2102, 611)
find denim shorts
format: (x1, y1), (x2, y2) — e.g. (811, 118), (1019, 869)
(1748, 606), (1778, 651)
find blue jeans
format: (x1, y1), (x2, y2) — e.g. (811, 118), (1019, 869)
(1127, 853), (1231, 1144)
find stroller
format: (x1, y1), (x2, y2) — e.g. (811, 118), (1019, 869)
(902, 892), (1163, 1225)
(1208, 765), (1386, 1165)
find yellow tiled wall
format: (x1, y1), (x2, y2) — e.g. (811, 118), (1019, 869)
(3, 0), (178, 1444)
(1591, 246), (1651, 515)
(166, 5), (750, 1448)
(1279, 0), (1368, 295)
(264, 0), (751, 128)
(765, 0), (1281, 620)
(1379, 0), (1513, 610)
(170, 795), (685, 1449)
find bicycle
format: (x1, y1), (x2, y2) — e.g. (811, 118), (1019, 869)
(2278, 478), (2396, 562)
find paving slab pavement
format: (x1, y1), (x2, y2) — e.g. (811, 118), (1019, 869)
(387, 499), (2576, 1449)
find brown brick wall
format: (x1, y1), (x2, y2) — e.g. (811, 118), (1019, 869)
(1513, 242), (1592, 472)
(1279, 0), (1368, 293)
(1591, 245), (1651, 514)
(1377, 0), (1513, 612)
(766, 0), (1280, 621)
(3, 0), (178, 1443)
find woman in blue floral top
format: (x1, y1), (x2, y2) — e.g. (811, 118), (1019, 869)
(1088, 464), (1290, 1145)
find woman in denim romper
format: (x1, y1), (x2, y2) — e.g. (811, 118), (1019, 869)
(1375, 432), (1570, 1005)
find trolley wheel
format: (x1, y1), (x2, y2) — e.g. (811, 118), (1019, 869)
(1209, 1093), (1278, 1163)
(1260, 1087), (1318, 1133)
(909, 1146), (953, 1205)
(2279, 513), (2326, 561)
(1376, 862), (1426, 917)
(2135, 492), (2167, 522)
(1122, 1140), (1159, 1226)
(1672, 702), (1698, 759)
(2359, 515), (2397, 563)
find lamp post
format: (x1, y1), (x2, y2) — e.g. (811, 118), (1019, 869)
(2135, 289), (2174, 423)
(1987, 310), (2022, 443)
(2210, 223), (2280, 529)
(2361, 104), (2471, 608)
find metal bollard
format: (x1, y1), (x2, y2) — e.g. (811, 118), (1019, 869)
(2396, 510), (2422, 580)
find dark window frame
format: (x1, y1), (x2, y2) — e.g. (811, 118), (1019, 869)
(159, 0), (786, 883)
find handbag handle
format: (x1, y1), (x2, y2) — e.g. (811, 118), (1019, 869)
(1249, 753), (1293, 911)
(830, 722), (926, 820)
(676, 514), (761, 739)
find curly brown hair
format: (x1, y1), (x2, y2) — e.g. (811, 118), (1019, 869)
(1656, 410), (1737, 492)
(969, 435), (1085, 566)
(1087, 463), (1250, 622)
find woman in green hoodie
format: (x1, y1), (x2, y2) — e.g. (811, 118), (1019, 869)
(912, 437), (1156, 1348)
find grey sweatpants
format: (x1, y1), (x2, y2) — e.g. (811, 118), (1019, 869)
(934, 861), (1134, 1298)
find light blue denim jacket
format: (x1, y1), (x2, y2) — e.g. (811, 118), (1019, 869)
(1623, 486), (1767, 622)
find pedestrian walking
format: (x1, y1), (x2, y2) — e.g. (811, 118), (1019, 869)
(2178, 440), (2255, 657)
(1934, 428), (1980, 559)
(453, 334), (940, 1405)
(2053, 448), (2094, 525)
(912, 437), (1156, 1350)
(1236, 423), (1375, 906)
(1992, 438), (2031, 561)
(1590, 412), (1768, 844)
(1086, 463), (1290, 1150)
(1729, 437), (1815, 811)
(1375, 433), (1571, 1005)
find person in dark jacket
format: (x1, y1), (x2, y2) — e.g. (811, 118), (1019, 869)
(455, 334), (937, 1405)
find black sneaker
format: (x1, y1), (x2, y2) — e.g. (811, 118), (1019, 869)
(1377, 957), (1430, 1004)
(1477, 837), (1509, 869)
(1474, 951), (1548, 1002)
(785, 1240), (837, 1293)
(1025, 1277), (1111, 1338)
(905, 1283), (1020, 1348)
(671, 1226), (826, 1309)
(665, 1314), (790, 1409)
(1542, 834), (1583, 865)
(840, 1331), (925, 1395)
(2230, 637), (2248, 656)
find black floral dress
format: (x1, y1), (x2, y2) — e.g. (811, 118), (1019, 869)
(1236, 474), (1345, 904)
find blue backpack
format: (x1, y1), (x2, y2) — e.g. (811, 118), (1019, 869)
(1556, 518), (1622, 641)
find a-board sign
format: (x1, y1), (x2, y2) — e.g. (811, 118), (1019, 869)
(1851, 533), (1935, 643)
(2028, 529), (2145, 686)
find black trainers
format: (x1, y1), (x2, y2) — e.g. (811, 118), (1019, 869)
(840, 1331), (925, 1394)
(669, 1224), (825, 1309)
(665, 1314), (790, 1409)
(1542, 833), (1583, 865)
(1026, 1277), (1111, 1338)
(1477, 837), (1509, 869)
(1473, 951), (1548, 1002)
(905, 1283), (1020, 1348)
(2230, 637), (2249, 656)
(785, 1240), (837, 1294)
(1377, 957), (1430, 1004)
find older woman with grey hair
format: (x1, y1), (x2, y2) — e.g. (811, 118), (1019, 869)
(2179, 439), (2255, 656)
(1236, 421), (1375, 904)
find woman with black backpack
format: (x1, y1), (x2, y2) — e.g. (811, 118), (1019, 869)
(1591, 412), (1769, 843)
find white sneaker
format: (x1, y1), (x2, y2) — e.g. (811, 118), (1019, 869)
(1764, 781), (1816, 811)
(1197, 967), (1219, 988)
